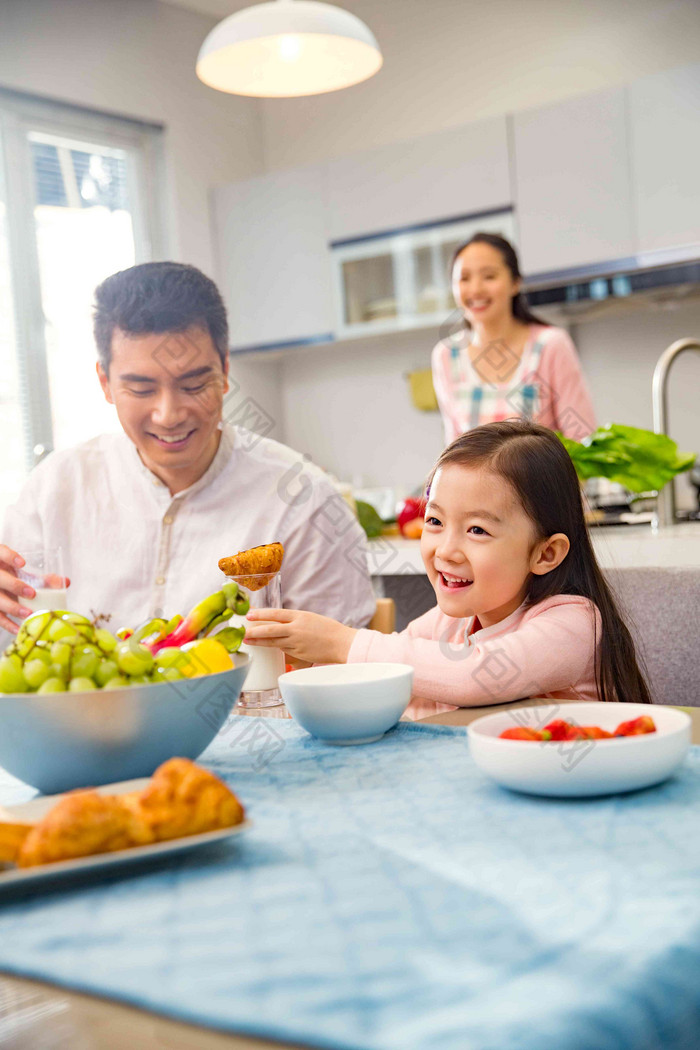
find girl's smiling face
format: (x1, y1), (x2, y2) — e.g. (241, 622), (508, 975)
(421, 463), (561, 628)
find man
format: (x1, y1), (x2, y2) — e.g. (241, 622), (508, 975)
(0, 262), (375, 634)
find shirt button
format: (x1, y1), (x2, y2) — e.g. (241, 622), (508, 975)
(155, 576), (165, 586)
(163, 516), (173, 525)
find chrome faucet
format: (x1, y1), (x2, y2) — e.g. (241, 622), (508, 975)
(652, 337), (700, 527)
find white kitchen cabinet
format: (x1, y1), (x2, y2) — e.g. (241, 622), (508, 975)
(513, 87), (635, 275)
(627, 63), (700, 256)
(326, 117), (511, 243)
(213, 166), (334, 350)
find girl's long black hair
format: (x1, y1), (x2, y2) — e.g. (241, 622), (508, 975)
(432, 419), (653, 704)
(451, 231), (550, 329)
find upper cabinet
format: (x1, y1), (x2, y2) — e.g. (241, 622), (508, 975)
(212, 64), (700, 353)
(512, 87), (635, 275)
(331, 211), (515, 340)
(326, 117), (511, 242)
(213, 166), (334, 350)
(627, 63), (700, 255)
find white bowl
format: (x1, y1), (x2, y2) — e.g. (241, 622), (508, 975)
(0, 655), (250, 794)
(468, 702), (691, 798)
(278, 663), (414, 745)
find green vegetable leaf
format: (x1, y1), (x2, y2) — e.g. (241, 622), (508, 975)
(557, 424), (696, 493)
(355, 499), (384, 538)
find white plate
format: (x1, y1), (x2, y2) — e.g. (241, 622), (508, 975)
(0, 778), (250, 890)
(467, 703), (691, 797)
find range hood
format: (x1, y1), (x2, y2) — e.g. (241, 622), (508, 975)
(523, 244), (700, 321)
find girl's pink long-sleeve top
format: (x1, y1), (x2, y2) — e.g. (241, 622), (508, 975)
(348, 594), (602, 707)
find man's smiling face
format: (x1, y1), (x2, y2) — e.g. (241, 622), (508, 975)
(97, 325), (229, 493)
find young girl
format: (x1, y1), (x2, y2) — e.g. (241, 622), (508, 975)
(244, 421), (652, 708)
(432, 233), (596, 444)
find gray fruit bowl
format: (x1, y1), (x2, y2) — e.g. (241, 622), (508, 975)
(0, 654), (249, 794)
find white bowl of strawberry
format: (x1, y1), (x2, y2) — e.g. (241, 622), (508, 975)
(467, 702), (691, 797)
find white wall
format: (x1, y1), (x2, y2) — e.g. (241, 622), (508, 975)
(279, 328), (444, 494)
(259, 0), (700, 170)
(0, 0), (264, 275)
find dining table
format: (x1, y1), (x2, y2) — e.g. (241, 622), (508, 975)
(1, 696), (699, 1050)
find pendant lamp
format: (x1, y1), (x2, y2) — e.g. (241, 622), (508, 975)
(196, 0), (382, 98)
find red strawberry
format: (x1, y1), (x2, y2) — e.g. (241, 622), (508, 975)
(614, 715), (656, 737)
(499, 727), (544, 741)
(542, 719), (576, 741)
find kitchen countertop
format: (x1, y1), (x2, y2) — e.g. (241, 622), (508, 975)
(367, 521), (700, 575)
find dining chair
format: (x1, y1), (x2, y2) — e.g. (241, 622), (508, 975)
(369, 597), (396, 634)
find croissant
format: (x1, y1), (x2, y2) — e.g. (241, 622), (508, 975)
(218, 542), (284, 591)
(12, 759), (245, 869)
(16, 791), (155, 868)
(0, 820), (33, 865)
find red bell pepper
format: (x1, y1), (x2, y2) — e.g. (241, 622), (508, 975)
(149, 590), (227, 653)
(397, 496), (426, 537)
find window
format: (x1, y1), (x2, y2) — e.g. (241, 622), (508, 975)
(0, 89), (165, 520)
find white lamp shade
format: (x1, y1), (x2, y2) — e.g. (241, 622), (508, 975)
(196, 0), (383, 98)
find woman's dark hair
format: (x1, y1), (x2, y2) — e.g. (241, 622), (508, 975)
(431, 419), (653, 704)
(93, 261), (229, 370)
(450, 231), (550, 329)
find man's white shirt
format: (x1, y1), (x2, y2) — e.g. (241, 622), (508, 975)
(3, 425), (376, 633)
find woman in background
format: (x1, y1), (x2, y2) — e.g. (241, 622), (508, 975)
(432, 232), (596, 444)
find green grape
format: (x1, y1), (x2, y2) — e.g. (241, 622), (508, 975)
(127, 674), (151, 685)
(50, 661), (70, 682)
(11, 635), (37, 660)
(116, 641), (154, 677)
(30, 643), (53, 666)
(70, 645), (100, 680)
(154, 646), (185, 670)
(234, 595), (250, 616)
(16, 610), (54, 646)
(0, 655), (28, 694)
(24, 658), (50, 690)
(62, 611), (93, 629)
(50, 641), (73, 670)
(95, 659), (119, 687)
(151, 665), (184, 683)
(102, 675), (130, 690)
(95, 628), (117, 653)
(47, 619), (81, 644)
(68, 676), (97, 692)
(37, 676), (67, 694)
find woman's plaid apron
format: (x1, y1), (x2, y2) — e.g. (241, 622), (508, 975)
(446, 331), (546, 431)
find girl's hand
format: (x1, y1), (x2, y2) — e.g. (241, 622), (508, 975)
(244, 609), (356, 665)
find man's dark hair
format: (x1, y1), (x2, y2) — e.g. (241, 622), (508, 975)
(93, 261), (229, 370)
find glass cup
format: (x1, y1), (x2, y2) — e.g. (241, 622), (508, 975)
(223, 572), (285, 708)
(17, 547), (68, 616)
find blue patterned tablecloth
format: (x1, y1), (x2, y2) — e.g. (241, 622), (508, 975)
(0, 718), (699, 1050)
